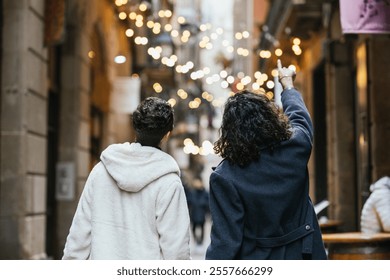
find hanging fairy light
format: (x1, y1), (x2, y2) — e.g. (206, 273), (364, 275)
(139, 2), (148, 12)
(88, 50), (95, 59)
(114, 55), (126, 64)
(199, 24), (208, 31)
(275, 48), (283, 56)
(129, 12), (137, 20)
(167, 98), (176, 107)
(119, 12), (127, 20)
(266, 80), (275, 89)
(125, 28), (134, 37)
(235, 32), (243, 40)
(293, 37), (301, 45)
(112, 0), (286, 114)
(164, 24), (173, 32)
(153, 83), (163, 93)
(252, 83), (260, 90)
(177, 16), (186, 24)
(242, 31), (250, 38)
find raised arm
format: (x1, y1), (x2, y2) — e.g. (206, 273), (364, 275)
(277, 59), (313, 143)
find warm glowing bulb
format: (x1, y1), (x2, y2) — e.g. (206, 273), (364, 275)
(164, 24), (173, 32)
(266, 80), (275, 89)
(119, 12), (127, 20)
(288, 65), (297, 72)
(171, 30), (179, 37)
(293, 38), (301, 45)
(275, 48), (283, 56)
(177, 16), (186, 24)
(125, 29), (134, 37)
(114, 55), (126, 64)
(139, 3), (147, 11)
(129, 12), (137, 20)
(235, 32), (243, 40)
(168, 98), (176, 107)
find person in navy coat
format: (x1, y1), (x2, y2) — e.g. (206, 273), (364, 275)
(205, 60), (327, 260)
(188, 178), (210, 245)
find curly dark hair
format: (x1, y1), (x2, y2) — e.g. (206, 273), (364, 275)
(214, 90), (292, 167)
(132, 97), (174, 147)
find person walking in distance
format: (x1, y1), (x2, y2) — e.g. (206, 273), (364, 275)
(206, 60), (327, 260)
(189, 178), (209, 246)
(62, 97), (191, 260)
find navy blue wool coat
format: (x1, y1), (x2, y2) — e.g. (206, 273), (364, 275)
(206, 89), (327, 260)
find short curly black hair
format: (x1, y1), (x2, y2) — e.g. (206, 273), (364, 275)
(214, 90), (292, 167)
(132, 97), (174, 147)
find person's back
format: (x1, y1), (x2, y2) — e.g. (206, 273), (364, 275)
(361, 176), (390, 234)
(189, 180), (209, 225)
(62, 97), (191, 260)
(206, 60), (327, 260)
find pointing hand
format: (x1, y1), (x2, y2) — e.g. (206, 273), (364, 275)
(277, 59), (295, 90)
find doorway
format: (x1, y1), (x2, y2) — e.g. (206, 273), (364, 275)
(312, 61), (328, 206)
(45, 46), (61, 259)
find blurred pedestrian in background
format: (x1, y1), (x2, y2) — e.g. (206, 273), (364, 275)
(62, 97), (190, 260)
(361, 176), (390, 233)
(188, 178), (209, 246)
(205, 59), (327, 260)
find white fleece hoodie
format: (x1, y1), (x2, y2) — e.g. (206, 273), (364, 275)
(360, 176), (390, 234)
(62, 142), (191, 260)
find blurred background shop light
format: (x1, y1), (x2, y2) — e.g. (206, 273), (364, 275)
(111, 76), (141, 113)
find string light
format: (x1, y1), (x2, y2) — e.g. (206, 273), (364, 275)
(167, 98), (176, 107)
(88, 50), (96, 59)
(114, 55), (126, 64)
(125, 29), (134, 37)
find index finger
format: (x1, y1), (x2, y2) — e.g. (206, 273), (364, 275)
(277, 59), (282, 70)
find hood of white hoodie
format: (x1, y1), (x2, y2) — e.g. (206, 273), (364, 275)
(100, 142), (180, 192)
(370, 176), (390, 192)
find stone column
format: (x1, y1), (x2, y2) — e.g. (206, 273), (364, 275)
(368, 37), (390, 180)
(56, 20), (92, 258)
(0, 0), (48, 259)
(326, 41), (358, 231)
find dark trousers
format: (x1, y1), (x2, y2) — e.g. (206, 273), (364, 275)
(192, 222), (205, 245)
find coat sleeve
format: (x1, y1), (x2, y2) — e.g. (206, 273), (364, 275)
(62, 173), (93, 260)
(156, 181), (191, 260)
(206, 171), (244, 260)
(281, 88), (314, 145)
(374, 190), (390, 232)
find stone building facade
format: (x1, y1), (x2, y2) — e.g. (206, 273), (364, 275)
(0, 0), (133, 259)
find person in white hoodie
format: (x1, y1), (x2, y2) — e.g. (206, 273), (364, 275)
(62, 97), (191, 260)
(360, 176), (390, 234)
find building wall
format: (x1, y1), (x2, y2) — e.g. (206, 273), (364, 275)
(324, 10), (358, 230)
(300, 8), (390, 231)
(299, 32), (325, 203)
(0, 0), (133, 259)
(0, 0), (48, 259)
(326, 42), (357, 230)
(297, 10), (359, 230)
